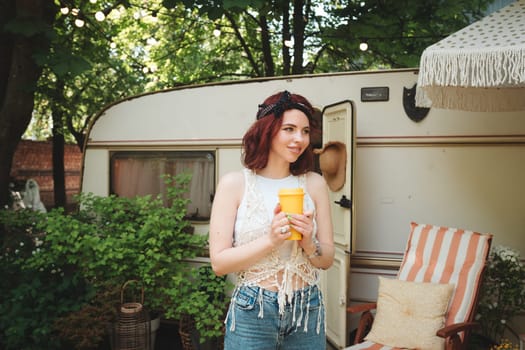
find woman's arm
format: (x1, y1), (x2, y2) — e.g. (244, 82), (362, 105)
(300, 172), (335, 269)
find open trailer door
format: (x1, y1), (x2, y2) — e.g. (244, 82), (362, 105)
(319, 100), (355, 349)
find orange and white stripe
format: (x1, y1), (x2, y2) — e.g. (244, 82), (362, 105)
(345, 222), (492, 350)
(398, 222), (492, 326)
(347, 340), (400, 350)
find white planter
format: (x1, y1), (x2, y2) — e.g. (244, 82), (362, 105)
(150, 316), (160, 349)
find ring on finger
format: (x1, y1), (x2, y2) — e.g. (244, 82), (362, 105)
(280, 226), (287, 234)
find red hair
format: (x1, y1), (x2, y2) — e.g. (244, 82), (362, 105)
(242, 91), (319, 175)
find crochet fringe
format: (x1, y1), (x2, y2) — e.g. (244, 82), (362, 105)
(416, 46), (525, 112)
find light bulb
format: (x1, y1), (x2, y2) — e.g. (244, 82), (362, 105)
(359, 42), (368, 51)
(74, 18), (85, 27)
(95, 11), (105, 21)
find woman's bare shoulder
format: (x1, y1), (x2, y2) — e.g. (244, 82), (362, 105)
(218, 170), (245, 191)
(305, 171), (327, 189)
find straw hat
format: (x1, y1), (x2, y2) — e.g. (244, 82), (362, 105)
(314, 141), (347, 192)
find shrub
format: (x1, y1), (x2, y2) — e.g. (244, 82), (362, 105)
(0, 208), (91, 349)
(0, 173), (228, 349)
(475, 245), (525, 343)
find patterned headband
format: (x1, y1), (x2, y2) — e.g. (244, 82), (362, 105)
(256, 90), (312, 120)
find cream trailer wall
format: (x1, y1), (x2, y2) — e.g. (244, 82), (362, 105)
(84, 69), (525, 255)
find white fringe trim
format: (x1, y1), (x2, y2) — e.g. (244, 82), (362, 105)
(416, 47), (525, 111)
(419, 85), (525, 112)
(419, 47), (525, 88)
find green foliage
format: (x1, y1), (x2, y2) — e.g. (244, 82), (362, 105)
(35, 49), (92, 78)
(475, 245), (525, 343)
(319, 0), (493, 71)
(172, 264), (229, 338)
(4, 18), (54, 38)
(0, 173), (229, 349)
(0, 209), (91, 350)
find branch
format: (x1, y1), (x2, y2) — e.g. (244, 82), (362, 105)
(224, 10), (261, 77)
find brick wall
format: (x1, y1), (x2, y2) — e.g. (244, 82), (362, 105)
(10, 139), (82, 210)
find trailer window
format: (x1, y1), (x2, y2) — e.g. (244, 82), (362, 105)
(110, 151), (215, 221)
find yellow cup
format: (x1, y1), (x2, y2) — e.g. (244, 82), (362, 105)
(278, 188), (304, 240)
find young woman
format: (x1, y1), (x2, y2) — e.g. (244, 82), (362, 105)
(209, 90), (334, 350)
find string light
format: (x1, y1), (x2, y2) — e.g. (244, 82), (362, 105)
(95, 11), (105, 21)
(284, 34), (294, 48)
(74, 18), (85, 27)
(60, 7), (69, 15)
(213, 25), (221, 37)
(359, 41), (368, 51)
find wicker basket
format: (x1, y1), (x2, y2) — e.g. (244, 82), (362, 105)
(178, 313), (225, 350)
(178, 313), (195, 350)
(113, 280), (151, 350)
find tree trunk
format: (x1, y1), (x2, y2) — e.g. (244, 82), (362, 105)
(292, 0), (306, 74)
(281, 1), (291, 75)
(259, 15), (275, 77)
(0, 0), (54, 208)
(225, 11), (261, 77)
(52, 107), (66, 209)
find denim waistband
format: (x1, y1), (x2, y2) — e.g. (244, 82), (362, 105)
(241, 284), (319, 302)
(227, 283), (324, 335)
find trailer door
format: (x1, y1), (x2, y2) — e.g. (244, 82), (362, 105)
(319, 101), (355, 349)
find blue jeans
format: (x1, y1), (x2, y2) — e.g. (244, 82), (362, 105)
(224, 285), (326, 350)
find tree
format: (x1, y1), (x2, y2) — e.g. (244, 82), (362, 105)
(0, 0), (55, 209)
(316, 0), (492, 70)
(2, 0), (494, 209)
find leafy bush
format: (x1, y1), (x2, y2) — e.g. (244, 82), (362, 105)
(0, 208), (91, 349)
(475, 245), (525, 343)
(0, 174), (228, 349)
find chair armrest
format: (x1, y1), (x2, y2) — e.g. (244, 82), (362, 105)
(347, 303), (377, 344)
(436, 321), (479, 338)
(437, 322), (480, 350)
(347, 302), (377, 314)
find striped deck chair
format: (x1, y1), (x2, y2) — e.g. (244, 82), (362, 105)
(346, 222), (492, 350)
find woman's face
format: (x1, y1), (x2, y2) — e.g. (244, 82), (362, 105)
(269, 109), (310, 165)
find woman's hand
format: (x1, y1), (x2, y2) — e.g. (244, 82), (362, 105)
(270, 204), (292, 246)
(288, 211), (317, 255)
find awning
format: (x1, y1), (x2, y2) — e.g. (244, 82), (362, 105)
(415, 0), (525, 112)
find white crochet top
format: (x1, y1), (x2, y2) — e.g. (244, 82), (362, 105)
(228, 169), (322, 332)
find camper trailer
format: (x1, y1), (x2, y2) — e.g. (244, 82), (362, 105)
(82, 68), (525, 348)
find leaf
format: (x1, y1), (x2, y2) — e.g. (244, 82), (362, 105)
(225, 0), (265, 10)
(45, 51), (92, 78)
(4, 18), (51, 37)
(162, 0), (179, 8)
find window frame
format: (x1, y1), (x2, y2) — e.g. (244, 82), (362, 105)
(109, 149), (216, 222)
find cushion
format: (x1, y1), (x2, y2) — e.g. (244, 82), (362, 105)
(398, 222), (492, 327)
(365, 277), (454, 350)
